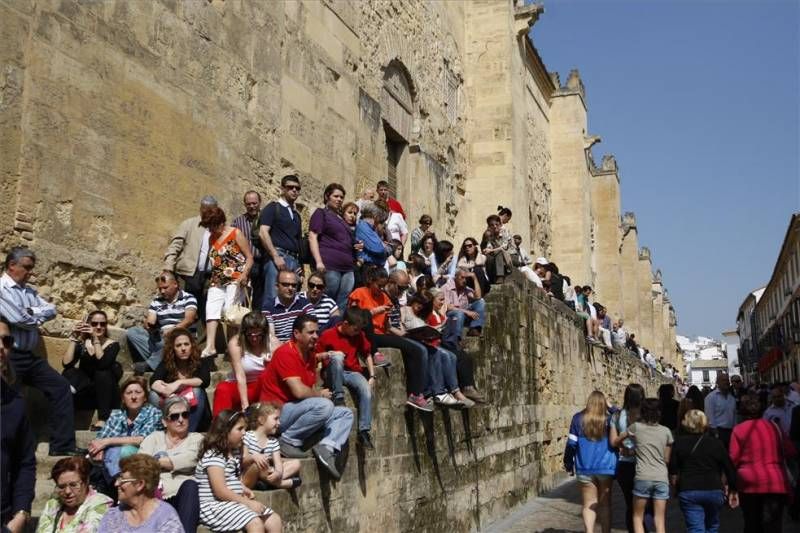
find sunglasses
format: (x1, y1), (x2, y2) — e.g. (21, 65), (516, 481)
(308, 282), (325, 290)
(284, 184), (301, 191)
(168, 411), (190, 422)
(0, 335), (12, 350)
(90, 321), (107, 327)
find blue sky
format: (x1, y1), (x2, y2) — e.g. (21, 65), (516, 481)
(530, 0), (800, 340)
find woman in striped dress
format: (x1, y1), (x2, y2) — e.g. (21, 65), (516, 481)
(195, 410), (283, 533)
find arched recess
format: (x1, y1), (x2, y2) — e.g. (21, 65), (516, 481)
(381, 60), (417, 199)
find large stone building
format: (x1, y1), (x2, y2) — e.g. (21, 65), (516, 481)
(1, 0), (677, 361)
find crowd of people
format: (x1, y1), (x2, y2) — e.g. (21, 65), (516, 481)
(0, 174), (695, 532)
(565, 374), (800, 533)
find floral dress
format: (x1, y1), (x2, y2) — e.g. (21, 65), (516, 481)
(36, 489), (113, 533)
(209, 228), (247, 287)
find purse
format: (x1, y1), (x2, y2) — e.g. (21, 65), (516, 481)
(176, 385), (199, 407)
(223, 286), (252, 326)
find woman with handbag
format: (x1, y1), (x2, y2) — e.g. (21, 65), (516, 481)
(199, 206), (253, 358)
(730, 394), (795, 533)
(148, 328), (212, 432)
(62, 310), (122, 431)
(669, 409), (737, 533)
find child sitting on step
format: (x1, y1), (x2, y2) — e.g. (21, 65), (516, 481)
(242, 402), (302, 490)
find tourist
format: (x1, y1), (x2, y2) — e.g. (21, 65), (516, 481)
(232, 191), (267, 310)
(456, 237), (490, 295)
(612, 320), (628, 349)
(563, 390), (617, 533)
(410, 215), (433, 255)
(509, 235), (541, 287)
(195, 410), (283, 532)
(262, 270), (313, 343)
(613, 398), (673, 533)
(675, 398), (695, 435)
(258, 315), (354, 479)
(657, 384), (679, 432)
(576, 286), (601, 344)
(668, 409), (737, 533)
(354, 202), (389, 272)
(36, 456), (112, 533)
(419, 234), (437, 272)
(126, 272), (198, 375)
(406, 254), (428, 296)
(595, 304), (613, 349)
(98, 455), (184, 532)
(429, 289), (485, 403)
(163, 195), (218, 321)
(148, 328), (212, 432)
(386, 239), (407, 274)
(545, 262), (566, 301)
(762, 386), (793, 434)
(87, 376), (163, 488)
(497, 205), (513, 228)
(704, 373), (736, 449)
(0, 315), (35, 533)
(349, 266), (431, 411)
(139, 396), (203, 532)
(317, 308), (377, 449)
(609, 383), (645, 533)
(0, 247), (81, 456)
(730, 394), (794, 533)
(480, 214), (513, 284)
(259, 174), (303, 305)
(377, 179), (406, 221)
(385, 200), (409, 247)
(242, 402), (302, 490)
(308, 183), (357, 312)
(213, 312), (271, 416)
(441, 268), (486, 347)
(686, 386), (705, 414)
(199, 205), (253, 358)
(62, 310), (122, 431)
(355, 187), (376, 214)
(430, 240), (457, 283)
(301, 271), (340, 331)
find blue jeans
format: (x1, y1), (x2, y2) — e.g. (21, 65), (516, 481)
(678, 489), (725, 533)
(324, 270), (355, 313)
(426, 346), (459, 395)
(148, 388), (207, 432)
(279, 397), (353, 452)
(262, 250), (301, 306)
(443, 299), (486, 347)
(326, 354), (372, 431)
(126, 326), (164, 370)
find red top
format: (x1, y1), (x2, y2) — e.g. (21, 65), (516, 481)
(730, 419), (794, 494)
(348, 287), (391, 334)
(258, 341), (317, 405)
(425, 311), (446, 348)
(317, 325), (371, 373)
(387, 197), (406, 219)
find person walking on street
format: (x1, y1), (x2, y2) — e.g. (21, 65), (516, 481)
(704, 373), (737, 450)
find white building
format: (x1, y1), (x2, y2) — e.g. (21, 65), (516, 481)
(678, 335), (729, 388)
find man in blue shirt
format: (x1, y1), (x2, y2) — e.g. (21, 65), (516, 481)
(259, 175), (303, 305)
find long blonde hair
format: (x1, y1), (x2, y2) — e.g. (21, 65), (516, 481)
(581, 390), (608, 441)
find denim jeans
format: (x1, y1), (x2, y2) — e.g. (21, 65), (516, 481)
(426, 346), (459, 395)
(367, 333), (429, 396)
(279, 397), (354, 452)
(125, 326), (165, 370)
(326, 354), (372, 431)
(262, 250), (301, 307)
(324, 270), (355, 313)
(443, 299), (486, 347)
(678, 489), (725, 533)
(148, 388), (207, 432)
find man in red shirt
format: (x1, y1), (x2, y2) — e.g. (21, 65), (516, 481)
(259, 314), (353, 480)
(318, 308), (376, 450)
(377, 180), (406, 220)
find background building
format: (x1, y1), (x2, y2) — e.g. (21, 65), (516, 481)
(678, 335), (729, 388)
(736, 287), (766, 385)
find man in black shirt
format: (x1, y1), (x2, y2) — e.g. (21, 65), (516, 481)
(259, 175), (303, 307)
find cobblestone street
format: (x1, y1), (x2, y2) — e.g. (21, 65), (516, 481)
(482, 478), (800, 533)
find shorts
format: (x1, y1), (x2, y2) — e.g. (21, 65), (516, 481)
(576, 474), (613, 485)
(206, 283), (240, 320)
(633, 479), (670, 500)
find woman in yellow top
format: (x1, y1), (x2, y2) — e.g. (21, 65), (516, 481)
(36, 457), (112, 533)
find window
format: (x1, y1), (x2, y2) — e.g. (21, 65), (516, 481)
(702, 369), (710, 383)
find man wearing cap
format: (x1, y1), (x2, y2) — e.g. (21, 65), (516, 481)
(163, 196), (218, 321)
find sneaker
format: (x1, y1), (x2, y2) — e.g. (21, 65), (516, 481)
(434, 393), (461, 407)
(279, 439), (308, 459)
(133, 362), (150, 376)
(373, 352), (392, 368)
(462, 386), (487, 404)
(312, 444), (341, 480)
(458, 396), (476, 409)
(406, 394), (433, 412)
(358, 430), (375, 450)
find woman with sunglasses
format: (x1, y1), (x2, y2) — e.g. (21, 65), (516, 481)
(140, 396), (204, 533)
(457, 238), (490, 295)
(212, 312), (272, 416)
(62, 310), (122, 431)
(301, 271), (340, 332)
(148, 328), (212, 432)
(36, 456), (112, 533)
(98, 454), (183, 533)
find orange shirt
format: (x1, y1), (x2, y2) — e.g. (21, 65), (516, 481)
(348, 287), (391, 334)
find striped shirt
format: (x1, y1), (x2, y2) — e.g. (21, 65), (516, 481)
(300, 291), (338, 330)
(196, 450), (244, 501)
(262, 295), (313, 342)
(195, 449), (265, 530)
(148, 290), (198, 332)
(243, 431), (280, 456)
(232, 212), (262, 260)
(0, 272), (57, 352)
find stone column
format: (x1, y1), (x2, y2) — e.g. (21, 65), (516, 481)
(590, 155), (623, 319)
(651, 272), (665, 362)
(637, 248), (654, 350)
(620, 213), (641, 338)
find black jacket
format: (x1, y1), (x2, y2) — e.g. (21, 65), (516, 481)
(1, 379), (35, 522)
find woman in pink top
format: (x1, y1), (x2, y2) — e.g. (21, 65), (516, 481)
(729, 394), (794, 533)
